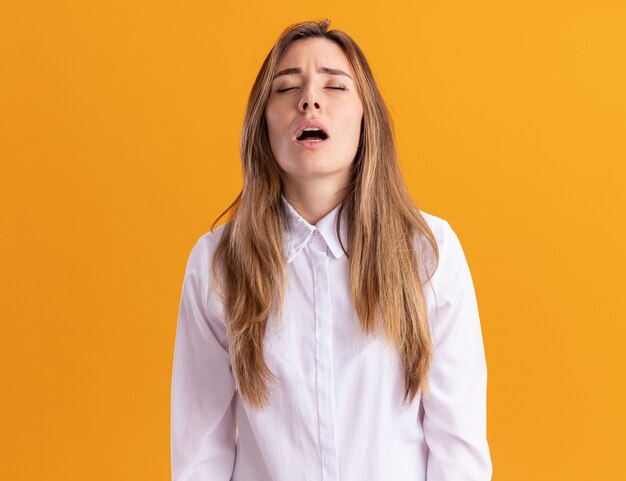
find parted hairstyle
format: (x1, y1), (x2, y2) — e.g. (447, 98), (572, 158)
(210, 18), (440, 409)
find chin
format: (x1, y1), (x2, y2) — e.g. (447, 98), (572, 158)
(291, 166), (352, 179)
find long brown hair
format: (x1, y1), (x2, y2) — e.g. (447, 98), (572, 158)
(210, 19), (439, 409)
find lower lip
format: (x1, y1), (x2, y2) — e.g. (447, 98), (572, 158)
(295, 137), (329, 150)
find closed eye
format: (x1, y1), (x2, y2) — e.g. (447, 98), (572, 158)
(275, 86), (347, 93)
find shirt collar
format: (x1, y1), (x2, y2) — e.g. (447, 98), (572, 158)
(281, 193), (348, 263)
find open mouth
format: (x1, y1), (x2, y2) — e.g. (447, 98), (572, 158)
(296, 128), (328, 142)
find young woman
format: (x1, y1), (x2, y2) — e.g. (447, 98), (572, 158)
(171, 19), (492, 481)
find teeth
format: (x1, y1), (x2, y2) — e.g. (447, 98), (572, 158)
(298, 127), (325, 136)
(296, 125), (328, 142)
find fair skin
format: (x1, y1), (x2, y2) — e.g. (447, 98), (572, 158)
(265, 37), (364, 225)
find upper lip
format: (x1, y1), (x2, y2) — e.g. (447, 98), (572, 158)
(293, 119), (330, 141)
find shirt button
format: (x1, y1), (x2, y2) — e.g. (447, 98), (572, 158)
(314, 230), (321, 237)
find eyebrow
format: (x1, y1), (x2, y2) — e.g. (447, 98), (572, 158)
(273, 66), (353, 81)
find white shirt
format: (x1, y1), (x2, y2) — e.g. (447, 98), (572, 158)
(171, 194), (492, 481)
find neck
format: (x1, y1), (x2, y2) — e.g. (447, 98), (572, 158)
(282, 175), (349, 225)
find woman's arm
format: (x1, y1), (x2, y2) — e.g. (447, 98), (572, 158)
(422, 220), (493, 481)
(170, 235), (237, 481)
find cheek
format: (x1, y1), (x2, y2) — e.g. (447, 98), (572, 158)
(265, 108), (276, 135)
(343, 105), (363, 142)
(344, 100), (363, 128)
(265, 108), (289, 160)
(265, 106), (288, 140)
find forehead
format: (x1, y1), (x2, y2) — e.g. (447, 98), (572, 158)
(276, 37), (351, 72)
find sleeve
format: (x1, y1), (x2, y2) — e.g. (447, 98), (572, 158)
(170, 235), (237, 481)
(422, 220), (493, 481)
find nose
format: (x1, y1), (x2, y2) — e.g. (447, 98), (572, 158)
(298, 93), (321, 112)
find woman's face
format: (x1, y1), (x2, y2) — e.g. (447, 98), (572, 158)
(265, 37), (364, 184)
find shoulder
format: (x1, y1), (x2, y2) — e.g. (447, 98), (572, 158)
(416, 209), (472, 290)
(180, 222), (231, 335)
(182, 222), (229, 299)
(418, 208), (467, 256)
(418, 209), (450, 247)
(417, 209), (477, 315)
(185, 222), (229, 272)
(415, 209), (453, 270)
(417, 212), (483, 350)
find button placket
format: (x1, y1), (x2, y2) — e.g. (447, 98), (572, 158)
(312, 246), (339, 481)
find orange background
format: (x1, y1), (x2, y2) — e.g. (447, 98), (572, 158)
(2, 2), (625, 480)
